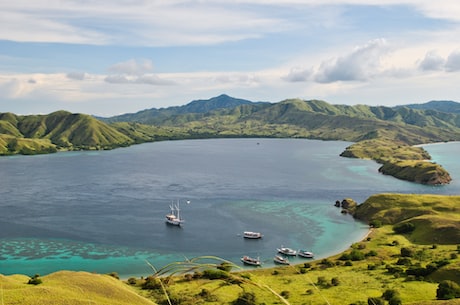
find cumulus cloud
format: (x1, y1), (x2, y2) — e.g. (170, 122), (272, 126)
(66, 72), (88, 80)
(418, 51), (445, 71)
(282, 67), (312, 82)
(314, 39), (389, 83)
(445, 50), (460, 72)
(104, 59), (174, 85)
(108, 59), (153, 76)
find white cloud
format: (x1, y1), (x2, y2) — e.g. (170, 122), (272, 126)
(418, 51), (445, 71)
(108, 59), (153, 76)
(314, 39), (389, 83)
(282, 67), (313, 82)
(445, 50), (460, 72)
(67, 72), (88, 80)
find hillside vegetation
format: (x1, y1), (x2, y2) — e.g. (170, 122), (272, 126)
(354, 193), (460, 244)
(1, 97), (460, 184)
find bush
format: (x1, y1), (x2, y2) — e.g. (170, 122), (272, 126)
(436, 280), (460, 300)
(396, 257), (412, 265)
(400, 247), (414, 257)
(28, 274), (42, 285)
(127, 277), (137, 285)
(350, 249), (366, 261)
(331, 277), (340, 286)
(107, 272), (119, 279)
(202, 269), (229, 280)
(393, 222), (415, 234)
(233, 291), (256, 305)
(280, 290), (290, 299)
(142, 276), (162, 290)
(388, 296), (402, 305)
(382, 289), (399, 301)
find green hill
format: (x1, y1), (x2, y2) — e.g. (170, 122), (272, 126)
(0, 271), (156, 305)
(354, 193), (460, 244)
(0, 111), (134, 155)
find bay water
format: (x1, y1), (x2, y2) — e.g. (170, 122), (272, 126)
(0, 139), (458, 278)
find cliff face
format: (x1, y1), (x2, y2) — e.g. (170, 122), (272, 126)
(378, 161), (452, 185)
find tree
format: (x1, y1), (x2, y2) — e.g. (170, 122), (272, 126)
(436, 280), (460, 300)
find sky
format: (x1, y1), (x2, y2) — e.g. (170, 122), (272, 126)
(1, 1), (460, 116)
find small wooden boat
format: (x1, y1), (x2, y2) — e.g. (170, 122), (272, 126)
(298, 249), (314, 258)
(274, 255), (290, 265)
(243, 231), (263, 239)
(241, 255), (261, 266)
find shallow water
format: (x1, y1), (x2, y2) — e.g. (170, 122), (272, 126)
(0, 139), (458, 277)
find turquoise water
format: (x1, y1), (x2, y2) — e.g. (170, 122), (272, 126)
(0, 139), (458, 278)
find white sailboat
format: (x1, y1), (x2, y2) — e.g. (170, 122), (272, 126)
(165, 200), (185, 226)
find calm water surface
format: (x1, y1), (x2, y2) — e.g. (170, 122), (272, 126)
(0, 139), (458, 277)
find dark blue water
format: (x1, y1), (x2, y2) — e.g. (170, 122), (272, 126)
(0, 139), (458, 278)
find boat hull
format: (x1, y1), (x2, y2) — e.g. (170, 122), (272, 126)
(243, 231), (262, 239)
(273, 255), (289, 265)
(298, 250), (314, 258)
(241, 256), (261, 266)
(277, 247), (297, 256)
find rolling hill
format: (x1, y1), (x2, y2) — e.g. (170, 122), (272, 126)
(1, 95), (460, 184)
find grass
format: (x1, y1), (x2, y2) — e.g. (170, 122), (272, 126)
(0, 271), (156, 305)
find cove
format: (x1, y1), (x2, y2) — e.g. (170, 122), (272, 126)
(0, 139), (459, 278)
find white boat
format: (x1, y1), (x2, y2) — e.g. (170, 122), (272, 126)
(274, 255), (290, 265)
(277, 247), (297, 256)
(298, 249), (314, 258)
(243, 231), (263, 239)
(165, 200), (185, 226)
(241, 255), (261, 266)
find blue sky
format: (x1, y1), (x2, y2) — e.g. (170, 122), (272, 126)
(1, 1), (460, 116)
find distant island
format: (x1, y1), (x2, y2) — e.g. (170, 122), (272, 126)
(2, 94), (460, 185)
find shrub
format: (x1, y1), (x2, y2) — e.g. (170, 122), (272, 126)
(142, 276), (162, 290)
(436, 280), (460, 300)
(331, 277), (340, 286)
(280, 290), (290, 299)
(233, 291), (257, 305)
(367, 264), (377, 270)
(350, 249), (365, 261)
(400, 247), (414, 257)
(366, 250), (378, 257)
(382, 289), (400, 301)
(107, 272), (119, 279)
(202, 269), (229, 280)
(127, 277), (137, 285)
(393, 222), (415, 234)
(396, 257), (412, 266)
(317, 276), (328, 286)
(28, 274), (42, 285)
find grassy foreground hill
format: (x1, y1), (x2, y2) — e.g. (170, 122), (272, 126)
(2, 194), (458, 305)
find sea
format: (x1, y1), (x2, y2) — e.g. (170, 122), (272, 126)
(0, 139), (459, 278)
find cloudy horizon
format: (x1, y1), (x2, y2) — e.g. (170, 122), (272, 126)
(1, 1), (460, 116)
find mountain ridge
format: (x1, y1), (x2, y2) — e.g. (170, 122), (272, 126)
(1, 95), (460, 184)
